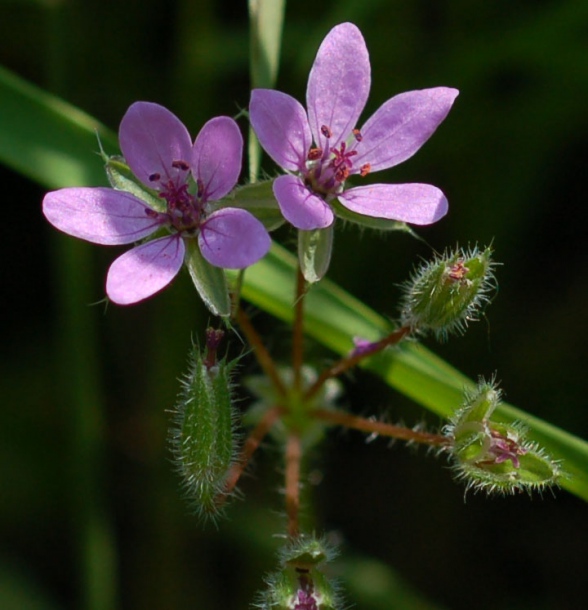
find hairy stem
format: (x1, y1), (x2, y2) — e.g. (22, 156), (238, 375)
(313, 408), (448, 446)
(285, 433), (302, 539)
(218, 406), (283, 504)
(304, 326), (411, 401)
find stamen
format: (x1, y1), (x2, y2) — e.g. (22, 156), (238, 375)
(334, 166), (350, 182)
(148, 172), (161, 182)
(352, 128), (363, 142)
(448, 260), (469, 281)
(307, 147), (323, 161)
(172, 159), (190, 171)
(360, 163), (371, 177)
(321, 125), (332, 138)
(196, 178), (205, 198)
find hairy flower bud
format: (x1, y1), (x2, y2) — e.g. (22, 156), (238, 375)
(399, 245), (496, 339)
(169, 329), (238, 519)
(444, 379), (562, 495)
(256, 536), (341, 609)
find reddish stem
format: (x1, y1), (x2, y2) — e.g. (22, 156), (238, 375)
(285, 433), (302, 539)
(304, 326), (411, 401)
(292, 266), (306, 392)
(313, 408), (448, 447)
(217, 406), (282, 505)
(236, 307), (287, 397)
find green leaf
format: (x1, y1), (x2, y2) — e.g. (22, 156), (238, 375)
(0, 64), (117, 188)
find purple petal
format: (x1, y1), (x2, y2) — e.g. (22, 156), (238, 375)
(338, 183), (448, 224)
(192, 116), (243, 201)
(199, 208), (271, 269)
(119, 101), (193, 189)
(249, 89), (311, 172)
(355, 88), (459, 172)
(106, 235), (185, 305)
(42, 187), (162, 244)
(273, 175), (334, 230)
(307, 22), (370, 149)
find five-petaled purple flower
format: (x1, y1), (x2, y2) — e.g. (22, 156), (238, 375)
(249, 22), (459, 231)
(43, 102), (270, 305)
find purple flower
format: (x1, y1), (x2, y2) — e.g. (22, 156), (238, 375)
(43, 102), (270, 305)
(249, 22), (459, 231)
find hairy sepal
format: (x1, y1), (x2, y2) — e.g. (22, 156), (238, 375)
(169, 346), (238, 520)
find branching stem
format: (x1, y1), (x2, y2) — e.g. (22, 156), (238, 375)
(304, 326), (411, 401)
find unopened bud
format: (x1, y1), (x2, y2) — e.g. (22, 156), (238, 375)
(444, 379), (562, 495)
(256, 536), (341, 609)
(169, 329), (238, 519)
(400, 246), (496, 339)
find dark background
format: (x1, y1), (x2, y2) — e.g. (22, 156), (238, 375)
(1, 1), (587, 608)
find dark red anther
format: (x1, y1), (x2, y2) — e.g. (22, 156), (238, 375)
(149, 172), (161, 182)
(320, 125), (332, 138)
(196, 178), (205, 198)
(172, 159), (190, 171)
(352, 128), (363, 142)
(307, 147), (323, 161)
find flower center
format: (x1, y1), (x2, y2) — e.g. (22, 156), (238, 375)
(303, 125), (371, 198)
(147, 160), (205, 233)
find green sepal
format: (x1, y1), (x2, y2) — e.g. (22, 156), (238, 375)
(331, 197), (414, 233)
(446, 379), (562, 495)
(257, 535), (341, 609)
(400, 245), (496, 338)
(184, 239), (231, 317)
(298, 224), (334, 284)
(103, 154), (166, 212)
(218, 180), (285, 231)
(169, 343), (237, 519)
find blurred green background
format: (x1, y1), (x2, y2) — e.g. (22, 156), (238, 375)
(2, 0), (587, 608)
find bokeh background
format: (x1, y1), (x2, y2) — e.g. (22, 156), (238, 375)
(2, 0), (587, 609)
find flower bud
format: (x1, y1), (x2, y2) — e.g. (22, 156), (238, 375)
(399, 246), (496, 339)
(444, 379), (561, 495)
(256, 536), (341, 609)
(169, 329), (238, 519)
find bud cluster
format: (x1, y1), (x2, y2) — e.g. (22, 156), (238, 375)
(168, 329), (239, 519)
(399, 245), (496, 339)
(444, 379), (561, 495)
